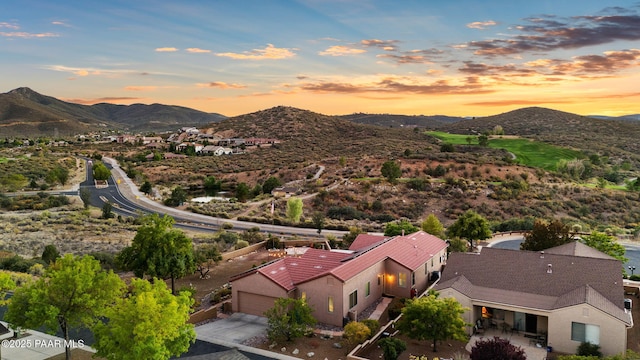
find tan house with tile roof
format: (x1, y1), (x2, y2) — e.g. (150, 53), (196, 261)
(230, 231), (448, 326)
(434, 242), (633, 356)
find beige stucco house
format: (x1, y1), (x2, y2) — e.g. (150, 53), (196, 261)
(434, 242), (633, 356)
(230, 231), (448, 326)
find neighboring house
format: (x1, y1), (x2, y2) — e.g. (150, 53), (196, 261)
(244, 138), (280, 146)
(200, 145), (232, 155)
(434, 242), (633, 356)
(116, 134), (137, 143)
(230, 231), (448, 326)
(141, 136), (163, 145)
(271, 186), (299, 198)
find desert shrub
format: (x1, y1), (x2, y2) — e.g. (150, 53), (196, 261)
(361, 319), (380, 337)
(577, 342), (602, 357)
(216, 231), (239, 244)
(235, 240), (249, 249)
(0, 255), (41, 273)
(343, 321), (371, 345)
(378, 337), (407, 360)
(221, 222), (234, 230)
(88, 252), (117, 270)
(327, 206), (365, 220)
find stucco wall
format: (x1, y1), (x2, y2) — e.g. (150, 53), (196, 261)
(299, 275), (345, 326)
(231, 272), (288, 313)
(341, 261), (386, 322)
(549, 304), (628, 356)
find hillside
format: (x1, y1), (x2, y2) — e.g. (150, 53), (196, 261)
(0, 87), (225, 137)
(441, 107), (640, 166)
(339, 113), (464, 128)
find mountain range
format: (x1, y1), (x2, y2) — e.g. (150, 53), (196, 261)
(0, 87), (226, 137)
(1, 87), (639, 142)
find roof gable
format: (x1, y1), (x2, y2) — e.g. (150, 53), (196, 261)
(349, 234), (387, 251)
(545, 241), (615, 260)
(435, 246), (630, 325)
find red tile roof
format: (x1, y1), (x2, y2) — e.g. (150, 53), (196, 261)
(349, 234), (387, 251)
(230, 231), (448, 291)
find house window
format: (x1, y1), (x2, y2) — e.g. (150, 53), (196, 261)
(571, 322), (600, 345)
(328, 296), (334, 313)
(411, 272), (416, 286)
(398, 273), (407, 287)
(349, 290), (358, 308)
(366, 282), (371, 297)
(377, 275), (381, 286)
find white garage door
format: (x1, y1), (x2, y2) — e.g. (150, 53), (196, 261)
(237, 291), (278, 316)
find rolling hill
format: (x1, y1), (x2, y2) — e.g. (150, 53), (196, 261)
(440, 107), (640, 166)
(339, 113), (465, 128)
(0, 87), (226, 137)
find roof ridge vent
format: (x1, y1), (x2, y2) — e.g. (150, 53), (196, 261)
(540, 251), (545, 258)
(547, 263), (553, 274)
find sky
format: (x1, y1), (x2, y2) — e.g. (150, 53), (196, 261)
(1, 0), (640, 117)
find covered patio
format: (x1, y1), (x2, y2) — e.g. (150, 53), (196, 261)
(467, 328), (550, 360)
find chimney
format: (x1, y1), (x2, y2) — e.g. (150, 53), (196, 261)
(402, 229), (405, 236)
(547, 264), (553, 274)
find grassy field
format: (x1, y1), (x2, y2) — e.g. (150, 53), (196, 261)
(428, 131), (584, 170)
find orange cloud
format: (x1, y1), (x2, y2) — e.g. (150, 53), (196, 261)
(62, 97), (141, 105)
(318, 45), (366, 56)
(215, 44), (296, 60)
(124, 86), (177, 91)
(155, 47), (178, 52)
(197, 82), (247, 89)
(186, 48), (211, 53)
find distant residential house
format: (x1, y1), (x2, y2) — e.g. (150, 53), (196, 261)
(434, 242), (633, 356)
(230, 231), (448, 326)
(145, 142), (166, 150)
(271, 186), (299, 198)
(213, 147), (233, 156)
(116, 135), (137, 143)
(141, 136), (162, 145)
(244, 138), (280, 146)
(217, 138), (245, 147)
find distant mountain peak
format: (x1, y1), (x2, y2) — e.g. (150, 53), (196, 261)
(8, 87), (40, 97)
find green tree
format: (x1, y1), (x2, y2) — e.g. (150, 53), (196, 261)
(102, 202), (114, 219)
(203, 176), (222, 196)
(312, 211), (325, 235)
(447, 210), (492, 250)
(447, 237), (469, 253)
(262, 176), (282, 195)
(235, 182), (250, 202)
(165, 186), (187, 206)
(5, 255), (124, 360)
(342, 226), (364, 248)
(194, 244), (222, 279)
(139, 181), (153, 195)
(381, 160), (402, 183)
(92, 161), (112, 181)
(520, 219), (574, 251)
(421, 214), (445, 238)
(264, 298), (316, 342)
(41, 244), (60, 265)
(286, 197), (304, 223)
(117, 214), (196, 294)
(470, 337), (526, 360)
(93, 278), (195, 360)
(0, 272), (15, 359)
(79, 187), (91, 208)
(48, 166), (70, 186)
(580, 231), (628, 263)
(396, 292), (468, 352)
(384, 219), (419, 236)
(478, 134), (489, 147)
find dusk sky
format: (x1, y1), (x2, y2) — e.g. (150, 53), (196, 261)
(2, 0), (639, 117)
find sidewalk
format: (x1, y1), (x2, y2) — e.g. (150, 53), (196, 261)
(0, 322), (95, 360)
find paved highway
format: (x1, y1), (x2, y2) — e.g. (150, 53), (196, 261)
(82, 157), (347, 238)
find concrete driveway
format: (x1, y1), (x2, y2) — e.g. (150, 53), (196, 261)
(196, 313), (268, 344)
